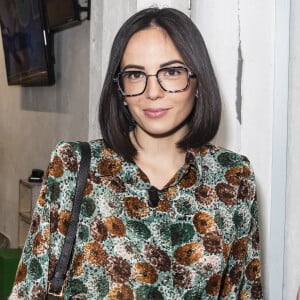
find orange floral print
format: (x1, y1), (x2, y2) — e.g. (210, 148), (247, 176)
(163, 186), (177, 198)
(108, 284), (134, 300)
(133, 262), (158, 284)
(124, 197), (150, 219)
(195, 185), (216, 206)
(156, 199), (170, 212)
(103, 216), (126, 237)
(84, 241), (107, 266)
(73, 252), (84, 276)
(193, 211), (216, 234)
(83, 180), (93, 196)
(205, 274), (222, 296)
(33, 232), (47, 256)
(232, 236), (248, 260)
(239, 290), (250, 300)
(138, 169), (149, 182)
(215, 182), (237, 206)
(38, 184), (47, 207)
(11, 141), (262, 299)
(180, 169), (197, 188)
(199, 145), (210, 156)
(15, 262), (27, 283)
(101, 146), (115, 159)
(105, 256), (131, 283)
(225, 166), (251, 185)
(58, 210), (71, 236)
(174, 242), (202, 265)
(245, 259), (261, 281)
(49, 156), (64, 177)
(98, 158), (122, 176)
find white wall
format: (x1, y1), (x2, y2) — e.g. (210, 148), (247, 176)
(284, 0), (300, 298)
(0, 22), (90, 247)
(136, 0), (190, 13)
(191, 1), (275, 297)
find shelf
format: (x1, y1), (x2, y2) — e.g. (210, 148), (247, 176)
(19, 212), (31, 224)
(18, 180), (42, 248)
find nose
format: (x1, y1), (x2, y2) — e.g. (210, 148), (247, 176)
(144, 75), (164, 101)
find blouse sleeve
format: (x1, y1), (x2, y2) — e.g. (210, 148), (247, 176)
(9, 141), (81, 299)
(220, 159), (264, 299)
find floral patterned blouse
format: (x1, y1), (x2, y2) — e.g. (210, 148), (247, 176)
(10, 140), (263, 300)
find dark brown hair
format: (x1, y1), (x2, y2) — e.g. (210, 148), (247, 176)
(99, 7), (221, 161)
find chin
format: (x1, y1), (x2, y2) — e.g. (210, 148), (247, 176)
(136, 119), (189, 138)
(144, 125), (187, 139)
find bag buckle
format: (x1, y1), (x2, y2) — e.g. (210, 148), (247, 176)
(47, 281), (66, 298)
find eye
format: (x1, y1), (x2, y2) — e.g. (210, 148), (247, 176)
(123, 71), (145, 81)
(161, 67), (184, 77)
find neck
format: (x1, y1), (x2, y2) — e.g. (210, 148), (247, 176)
(130, 125), (187, 156)
(130, 126), (188, 189)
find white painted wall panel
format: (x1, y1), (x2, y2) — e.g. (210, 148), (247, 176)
(268, 0), (290, 299)
(191, 1), (276, 299)
(137, 0), (190, 14)
(191, 1), (241, 151)
(284, 0), (300, 297)
(238, 3), (275, 297)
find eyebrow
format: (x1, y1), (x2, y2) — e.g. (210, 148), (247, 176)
(160, 60), (186, 68)
(122, 60), (186, 71)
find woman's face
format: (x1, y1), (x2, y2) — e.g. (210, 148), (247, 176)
(120, 26), (197, 139)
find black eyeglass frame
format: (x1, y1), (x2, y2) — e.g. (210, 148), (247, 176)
(113, 66), (196, 97)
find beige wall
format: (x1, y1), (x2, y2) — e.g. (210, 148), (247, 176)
(0, 23), (90, 247)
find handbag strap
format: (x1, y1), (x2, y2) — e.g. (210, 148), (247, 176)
(47, 142), (91, 299)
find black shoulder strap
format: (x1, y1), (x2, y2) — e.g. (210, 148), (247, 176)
(47, 142), (91, 299)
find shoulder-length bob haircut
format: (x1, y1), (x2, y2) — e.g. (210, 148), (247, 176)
(99, 7), (221, 161)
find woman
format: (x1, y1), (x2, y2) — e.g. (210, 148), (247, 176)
(10, 7), (263, 299)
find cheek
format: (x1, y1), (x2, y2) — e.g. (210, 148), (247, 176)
(179, 92), (197, 117)
(183, 89), (197, 109)
(184, 98), (196, 116)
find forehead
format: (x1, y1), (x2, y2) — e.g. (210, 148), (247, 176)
(121, 26), (184, 68)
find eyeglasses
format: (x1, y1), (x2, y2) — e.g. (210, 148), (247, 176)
(113, 66), (195, 97)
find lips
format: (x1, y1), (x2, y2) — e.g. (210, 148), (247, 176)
(143, 108), (169, 118)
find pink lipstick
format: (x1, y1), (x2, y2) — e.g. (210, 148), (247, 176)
(143, 108), (169, 118)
